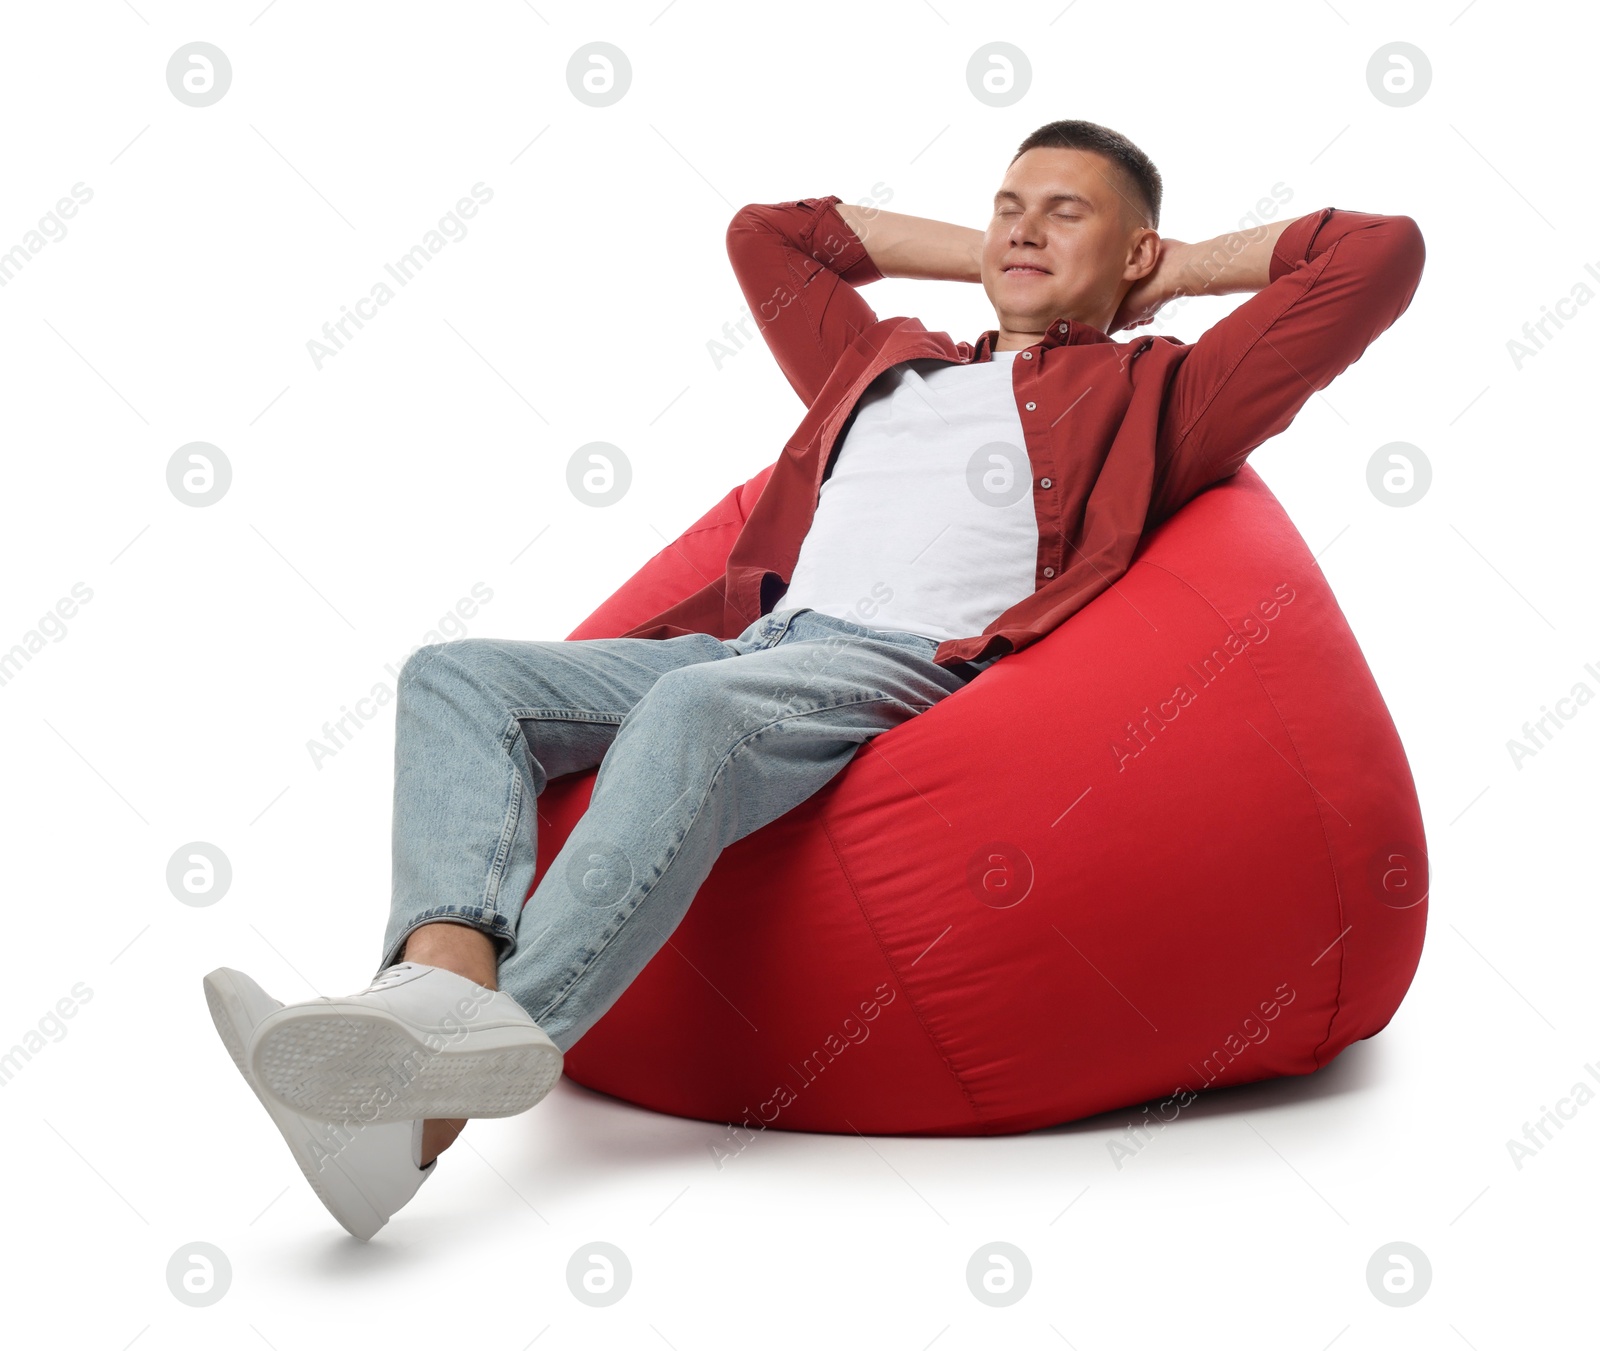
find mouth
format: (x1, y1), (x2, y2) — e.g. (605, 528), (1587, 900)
(1002, 264), (1051, 278)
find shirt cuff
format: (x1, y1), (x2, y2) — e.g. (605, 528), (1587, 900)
(1268, 206), (1337, 283)
(815, 193), (886, 286)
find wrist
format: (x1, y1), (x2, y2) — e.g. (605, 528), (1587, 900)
(1173, 219), (1288, 298)
(963, 231), (984, 284)
(1165, 241), (1218, 300)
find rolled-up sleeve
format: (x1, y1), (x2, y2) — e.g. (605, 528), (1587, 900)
(725, 195), (885, 409)
(1149, 207), (1426, 521)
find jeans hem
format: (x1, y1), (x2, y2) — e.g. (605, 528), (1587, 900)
(378, 906), (514, 980)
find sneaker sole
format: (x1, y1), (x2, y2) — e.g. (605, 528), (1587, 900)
(249, 1004), (563, 1123)
(203, 969), (406, 1240)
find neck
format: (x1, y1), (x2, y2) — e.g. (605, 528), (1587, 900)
(992, 307), (1112, 352)
(993, 325), (1044, 352)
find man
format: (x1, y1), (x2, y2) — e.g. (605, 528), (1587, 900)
(205, 119), (1425, 1238)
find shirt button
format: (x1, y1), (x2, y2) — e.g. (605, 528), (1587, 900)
(1058, 323), (1069, 334)
(1025, 401), (1037, 411)
(1043, 567), (1055, 577)
(1040, 477), (1052, 488)
(1021, 351), (1033, 359)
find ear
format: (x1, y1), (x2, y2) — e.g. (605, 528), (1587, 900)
(1123, 226), (1161, 283)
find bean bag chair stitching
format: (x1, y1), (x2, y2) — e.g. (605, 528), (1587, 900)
(818, 812), (987, 1130)
(1133, 553), (1351, 1072)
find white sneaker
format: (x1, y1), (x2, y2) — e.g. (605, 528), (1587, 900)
(203, 966), (437, 1242)
(247, 961), (563, 1124)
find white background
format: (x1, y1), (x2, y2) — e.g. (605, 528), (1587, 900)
(1, 1), (1594, 1346)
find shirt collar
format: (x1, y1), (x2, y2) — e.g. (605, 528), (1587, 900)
(972, 317), (1112, 360)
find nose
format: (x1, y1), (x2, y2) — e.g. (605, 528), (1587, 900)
(1008, 209), (1046, 249)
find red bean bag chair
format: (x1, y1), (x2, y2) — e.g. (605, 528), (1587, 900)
(533, 462), (1429, 1136)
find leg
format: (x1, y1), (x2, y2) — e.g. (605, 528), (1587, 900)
(497, 606), (971, 1053)
(376, 628), (741, 983)
(378, 627), (741, 1161)
(400, 922), (500, 1163)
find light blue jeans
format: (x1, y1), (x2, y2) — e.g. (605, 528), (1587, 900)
(375, 605), (1000, 1053)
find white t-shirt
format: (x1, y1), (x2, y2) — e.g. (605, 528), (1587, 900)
(780, 349), (1037, 643)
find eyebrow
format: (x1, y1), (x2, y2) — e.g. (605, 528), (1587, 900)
(993, 189), (1096, 210)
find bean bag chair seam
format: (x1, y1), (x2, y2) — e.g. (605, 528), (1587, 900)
(1130, 555), (1349, 1074)
(818, 812), (987, 1130)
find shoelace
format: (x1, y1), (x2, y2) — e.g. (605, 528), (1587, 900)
(365, 962), (419, 992)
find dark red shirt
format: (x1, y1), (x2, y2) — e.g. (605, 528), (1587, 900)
(619, 194), (1425, 670)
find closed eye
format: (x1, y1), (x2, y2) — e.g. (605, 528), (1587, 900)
(995, 209), (1081, 221)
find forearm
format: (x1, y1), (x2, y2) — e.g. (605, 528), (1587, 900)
(834, 202), (983, 284)
(1171, 215), (1298, 298)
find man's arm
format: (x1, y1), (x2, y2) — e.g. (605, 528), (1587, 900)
(832, 203), (983, 283)
(1142, 207), (1426, 522)
(1111, 217), (1296, 331)
(726, 196), (887, 409)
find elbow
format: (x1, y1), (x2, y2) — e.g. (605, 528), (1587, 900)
(725, 202), (779, 275)
(726, 202), (765, 247)
(1344, 212), (1426, 323)
(1371, 214), (1426, 306)
(1384, 213), (1426, 287)
(728, 201), (764, 233)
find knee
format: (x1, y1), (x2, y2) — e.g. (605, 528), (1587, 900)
(397, 642), (450, 693)
(397, 638), (496, 695)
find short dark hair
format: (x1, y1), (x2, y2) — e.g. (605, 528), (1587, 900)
(1010, 120), (1162, 231)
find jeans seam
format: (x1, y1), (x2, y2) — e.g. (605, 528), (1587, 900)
(483, 763), (523, 913)
(509, 706), (627, 725)
(489, 709), (626, 912)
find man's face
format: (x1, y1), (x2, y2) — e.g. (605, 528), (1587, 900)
(980, 146), (1153, 339)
